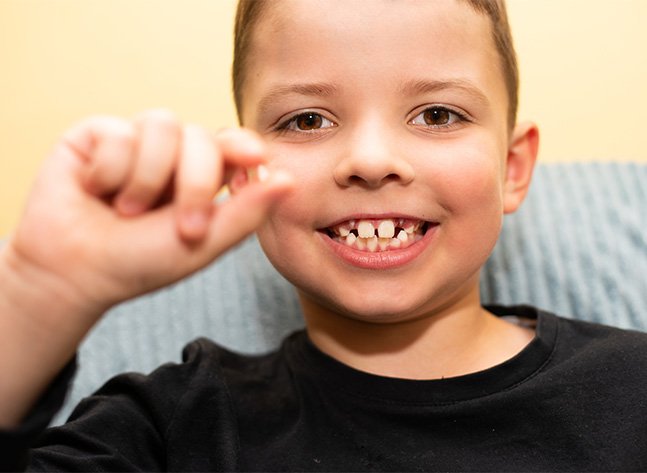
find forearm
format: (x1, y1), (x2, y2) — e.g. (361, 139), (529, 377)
(0, 242), (102, 428)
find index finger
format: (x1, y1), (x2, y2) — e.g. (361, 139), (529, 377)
(212, 128), (269, 181)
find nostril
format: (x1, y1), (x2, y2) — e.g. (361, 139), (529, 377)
(346, 173), (402, 188)
(384, 173), (400, 182)
(333, 155), (415, 188)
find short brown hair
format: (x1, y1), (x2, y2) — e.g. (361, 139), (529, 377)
(232, 0), (518, 129)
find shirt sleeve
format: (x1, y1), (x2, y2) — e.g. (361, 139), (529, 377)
(0, 358), (181, 472)
(25, 363), (188, 472)
(0, 358), (76, 472)
(0, 338), (233, 472)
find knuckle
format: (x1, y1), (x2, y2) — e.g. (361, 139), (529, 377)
(140, 108), (179, 132)
(93, 115), (132, 133)
(183, 123), (209, 140)
(94, 117), (136, 148)
(143, 107), (176, 120)
(185, 179), (214, 198)
(62, 115), (134, 150)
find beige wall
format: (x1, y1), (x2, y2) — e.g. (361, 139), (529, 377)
(1, 0), (646, 235)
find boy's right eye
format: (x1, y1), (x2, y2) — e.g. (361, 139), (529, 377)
(275, 112), (337, 134)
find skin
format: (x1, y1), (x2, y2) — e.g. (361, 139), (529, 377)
(0, 0), (539, 428)
(0, 117), (294, 427)
(238, 0), (540, 378)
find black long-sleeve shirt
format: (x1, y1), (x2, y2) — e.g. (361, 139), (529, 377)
(2, 306), (647, 471)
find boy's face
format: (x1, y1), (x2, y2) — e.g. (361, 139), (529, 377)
(240, 0), (526, 323)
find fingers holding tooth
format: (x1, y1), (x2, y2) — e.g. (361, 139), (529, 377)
(176, 124), (222, 241)
(175, 125), (295, 249)
(61, 114), (293, 258)
(202, 169), (295, 257)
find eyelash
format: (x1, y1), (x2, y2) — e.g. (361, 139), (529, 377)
(408, 105), (471, 130)
(274, 111), (336, 136)
(272, 105), (470, 135)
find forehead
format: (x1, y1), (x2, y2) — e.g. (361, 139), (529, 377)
(241, 0), (505, 122)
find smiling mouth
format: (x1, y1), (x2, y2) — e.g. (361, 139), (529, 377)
(321, 218), (434, 252)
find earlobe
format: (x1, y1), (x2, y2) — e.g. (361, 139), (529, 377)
(503, 121), (540, 214)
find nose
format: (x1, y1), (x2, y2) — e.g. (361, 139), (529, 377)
(333, 125), (415, 189)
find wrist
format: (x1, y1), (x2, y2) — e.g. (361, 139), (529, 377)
(0, 239), (107, 337)
(0, 241), (104, 427)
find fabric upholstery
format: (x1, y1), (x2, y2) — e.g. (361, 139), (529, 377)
(53, 162), (646, 425)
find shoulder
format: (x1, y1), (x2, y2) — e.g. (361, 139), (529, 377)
(496, 304), (647, 357)
(66, 337), (278, 426)
(179, 336), (295, 377)
(155, 335), (302, 407)
(492, 305), (647, 381)
(551, 311), (647, 353)
(104, 337), (241, 391)
(550, 312), (647, 368)
(519, 307), (647, 394)
(52, 337), (292, 448)
(139, 336), (289, 399)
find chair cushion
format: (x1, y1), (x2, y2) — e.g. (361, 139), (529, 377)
(53, 162), (646, 424)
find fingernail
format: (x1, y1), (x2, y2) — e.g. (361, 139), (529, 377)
(268, 169), (295, 187)
(234, 130), (265, 155)
(181, 209), (208, 236)
(257, 164), (270, 182)
(241, 138), (265, 156)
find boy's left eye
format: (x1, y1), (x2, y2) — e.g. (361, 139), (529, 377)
(409, 106), (465, 128)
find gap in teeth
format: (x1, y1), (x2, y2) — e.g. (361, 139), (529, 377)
(332, 219), (424, 237)
(329, 218), (429, 252)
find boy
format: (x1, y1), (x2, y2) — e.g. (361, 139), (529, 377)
(1, 0), (646, 470)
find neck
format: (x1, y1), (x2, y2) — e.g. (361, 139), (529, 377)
(300, 286), (534, 380)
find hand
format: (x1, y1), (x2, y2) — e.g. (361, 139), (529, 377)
(0, 109), (294, 427)
(4, 110), (294, 318)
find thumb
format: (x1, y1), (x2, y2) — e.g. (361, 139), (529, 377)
(202, 169), (294, 257)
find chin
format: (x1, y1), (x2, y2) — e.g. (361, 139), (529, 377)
(300, 284), (437, 324)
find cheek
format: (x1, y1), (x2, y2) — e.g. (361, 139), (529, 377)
(256, 208), (296, 284)
(427, 139), (505, 213)
(255, 171), (320, 265)
(257, 191), (306, 244)
(260, 145), (332, 229)
(452, 163), (503, 211)
(263, 141), (327, 185)
(424, 140), (506, 255)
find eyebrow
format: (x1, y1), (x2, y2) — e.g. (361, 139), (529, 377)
(398, 78), (490, 108)
(257, 82), (340, 117)
(255, 78), (489, 118)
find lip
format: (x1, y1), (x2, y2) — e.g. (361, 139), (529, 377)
(318, 221), (438, 270)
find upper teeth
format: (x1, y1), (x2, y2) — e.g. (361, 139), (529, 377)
(327, 218), (429, 253)
(333, 218), (421, 238)
(358, 221), (374, 238)
(377, 220), (395, 238)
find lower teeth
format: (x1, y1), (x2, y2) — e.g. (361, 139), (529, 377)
(336, 231), (423, 252)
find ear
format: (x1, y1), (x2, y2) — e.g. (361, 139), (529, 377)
(503, 121), (540, 214)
